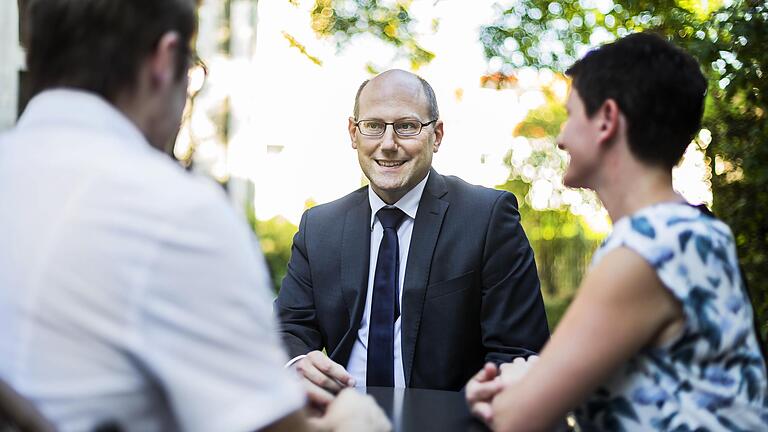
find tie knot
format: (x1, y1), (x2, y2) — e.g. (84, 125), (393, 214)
(377, 207), (406, 230)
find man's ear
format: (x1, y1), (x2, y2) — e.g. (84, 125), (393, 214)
(596, 99), (620, 147)
(432, 120), (444, 153)
(149, 31), (182, 90)
(348, 117), (358, 149)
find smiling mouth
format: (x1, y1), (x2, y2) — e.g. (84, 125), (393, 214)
(376, 160), (406, 167)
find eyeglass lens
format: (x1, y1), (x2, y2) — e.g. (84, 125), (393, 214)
(358, 120), (426, 137)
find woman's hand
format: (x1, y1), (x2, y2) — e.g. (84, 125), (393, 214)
(465, 362), (504, 427)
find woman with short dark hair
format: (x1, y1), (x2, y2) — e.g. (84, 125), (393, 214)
(467, 32), (768, 431)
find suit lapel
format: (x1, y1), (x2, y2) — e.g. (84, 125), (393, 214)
(333, 190), (372, 360)
(401, 170), (449, 386)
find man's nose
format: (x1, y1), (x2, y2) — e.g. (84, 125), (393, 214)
(380, 125), (398, 151)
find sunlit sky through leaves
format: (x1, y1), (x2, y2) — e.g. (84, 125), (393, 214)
(179, 0), (712, 233)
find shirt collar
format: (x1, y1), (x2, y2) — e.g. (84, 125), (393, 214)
(16, 88), (150, 150)
(368, 172), (430, 230)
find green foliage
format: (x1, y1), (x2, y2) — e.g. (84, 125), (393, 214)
(543, 292), (575, 333)
(480, 0), (724, 72)
(500, 175), (602, 330)
(282, 31), (324, 65)
(481, 0), (768, 336)
(514, 87), (568, 138)
(698, 4), (768, 338)
(498, 89), (605, 329)
(311, 0), (435, 69)
(246, 207), (299, 293)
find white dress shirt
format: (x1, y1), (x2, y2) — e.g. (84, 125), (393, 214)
(345, 173), (430, 388)
(0, 89), (304, 432)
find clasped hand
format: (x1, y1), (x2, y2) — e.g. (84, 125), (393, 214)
(293, 351), (357, 409)
(292, 351), (391, 431)
(465, 356), (539, 428)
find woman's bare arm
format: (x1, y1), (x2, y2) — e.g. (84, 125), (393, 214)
(491, 247), (684, 432)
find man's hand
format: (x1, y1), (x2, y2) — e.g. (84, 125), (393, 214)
(294, 351), (356, 408)
(465, 362), (503, 426)
(499, 355), (539, 386)
(309, 388), (391, 432)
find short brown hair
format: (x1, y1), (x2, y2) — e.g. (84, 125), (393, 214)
(565, 32), (706, 170)
(24, 0), (197, 102)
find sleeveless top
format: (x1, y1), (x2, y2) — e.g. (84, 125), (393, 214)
(575, 203), (768, 431)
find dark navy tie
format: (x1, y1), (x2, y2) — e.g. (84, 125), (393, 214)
(367, 206), (406, 387)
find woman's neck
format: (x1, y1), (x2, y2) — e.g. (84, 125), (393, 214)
(596, 164), (682, 223)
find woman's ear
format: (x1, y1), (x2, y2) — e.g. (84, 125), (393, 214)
(596, 98), (620, 147)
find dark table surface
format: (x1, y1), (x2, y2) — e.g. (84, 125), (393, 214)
(364, 387), (489, 432)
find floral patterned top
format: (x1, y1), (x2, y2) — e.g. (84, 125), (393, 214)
(574, 202), (768, 431)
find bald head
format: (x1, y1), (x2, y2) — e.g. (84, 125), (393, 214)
(353, 69), (439, 121)
(347, 69), (444, 205)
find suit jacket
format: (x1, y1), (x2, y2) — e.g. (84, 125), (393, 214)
(276, 169), (549, 390)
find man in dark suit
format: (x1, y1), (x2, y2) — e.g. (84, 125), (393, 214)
(276, 69), (548, 406)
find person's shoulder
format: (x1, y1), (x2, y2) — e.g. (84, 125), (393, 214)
(95, 144), (240, 240)
(605, 202), (738, 272)
(303, 185), (369, 220)
(620, 202), (733, 242)
(123, 148), (228, 213)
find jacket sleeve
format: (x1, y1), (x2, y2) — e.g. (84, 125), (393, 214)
(274, 210), (323, 358)
(481, 191), (549, 365)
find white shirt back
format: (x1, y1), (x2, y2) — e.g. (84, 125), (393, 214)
(0, 90), (304, 432)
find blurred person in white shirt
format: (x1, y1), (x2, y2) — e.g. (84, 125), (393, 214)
(0, 1), (388, 431)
